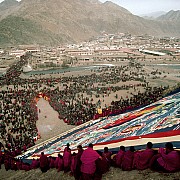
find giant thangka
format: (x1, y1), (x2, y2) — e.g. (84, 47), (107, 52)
(17, 91), (180, 162)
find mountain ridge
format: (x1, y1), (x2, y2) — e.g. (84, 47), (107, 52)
(157, 10), (180, 21)
(140, 11), (166, 19)
(0, 0), (179, 46)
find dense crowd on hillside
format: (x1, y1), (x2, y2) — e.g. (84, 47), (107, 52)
(0, 53), (179, 180)
(45, 85), (167, 125)
(0, 53), (170, 150)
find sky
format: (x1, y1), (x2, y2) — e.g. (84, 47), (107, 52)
(0, 0), (180, 15)
(99, 0), (180, 15)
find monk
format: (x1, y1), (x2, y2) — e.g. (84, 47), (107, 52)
(54, 155), (59, 169)
(102, 147), (112, 165)
(16, 159), (23, 170)
(31, 158), (39, 169)
(23, 144), (27, 152)
(150, 142), (180, 172)
(80, 143), (102, 180)
(95, 151), (110, 180)
(49, 156), (55, 168)
(39, 152), (49, 172)
(63, 143), (71, 172)
(74, 145), (84, 180)
(71, 152), (76, 176)
(21, 162), (31, 171)
(57, 154), (63, 172)
(121, 146), (135, 171)
(115, 146), (125, 168)
(4, 157), (11, 171)
(133, 142), (154, 170)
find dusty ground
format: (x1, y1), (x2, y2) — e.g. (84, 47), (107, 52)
(1, 165), (180, 180)
(35, 98), (75, 144)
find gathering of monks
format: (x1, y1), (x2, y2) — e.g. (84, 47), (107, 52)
(0, 51), (180, 180)
(0, 141), (180, 180)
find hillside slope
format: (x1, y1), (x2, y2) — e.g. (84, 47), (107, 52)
(0, 0), (179, 45)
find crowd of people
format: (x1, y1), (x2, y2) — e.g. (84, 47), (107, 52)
(0, 86), (39, 151)
(0, 53), (171, 148)
(0, 53), (179, 179)
(0, 142), (179, 180)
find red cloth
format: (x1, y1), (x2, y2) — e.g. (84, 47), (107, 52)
(80, 147), (100, 174)
(23, 145), (27, 152)
(4, 159), (10, 171)
(157, 149), (180, 172)
(31, 159), (39, 169)
(57, 157), (63, 172)
(74, 149), (83, 180)
(49, 158), (55, 168)
(22, 163), (31, 171)
(40, 154), (49, 168)
(71, 156), (76, 173)
(16, 161), (22, 170)
(102, 151), (112, 163)
(121, 150), (134, 171)
(63, 148), (71, 170)
(81, 173), (94, 180)
(96, 157), (109, 174)
(116, 150), (125, 168)
(133, 149), (154, 170)
(54, 157), (59, 169)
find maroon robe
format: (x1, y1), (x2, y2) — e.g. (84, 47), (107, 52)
(49, 157), (55, 168)
(4, 158), (11, 171)
(116, 150), (125, 168)
(57, 157), (63, 172)
(22, 163), (31, 171)
(15, 148), (22, 156)
(102, 151), (112, 164)
(74, 149), (83, 180)
(80, 147), (100, 175)
(31, 159), (39, 169)
(95, 156), (109, 176)
(11, 159), (17, 170)
(40, 154), (49, 172)
(54, 157), (59, 169)
(63, 148), (71, 172)
(16, 161), (23, 170)
(133, 149), (154, 170)
(71, 155), (76, 174)
(157, 149), (180, 172)
(23, 145), (27, 152)
(121, 150), (134, 171)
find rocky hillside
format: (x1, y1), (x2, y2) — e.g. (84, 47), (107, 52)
(140, 11), (166, 20)
(0, 0), (20, 21)
(0, 0), (19, 11)
(157, 10), (180, 22)
(0, 0), (179, 46)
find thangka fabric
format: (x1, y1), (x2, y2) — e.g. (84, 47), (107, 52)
(17, 92), (180, 160)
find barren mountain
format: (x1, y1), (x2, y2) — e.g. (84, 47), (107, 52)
(140, 11), (166, 20)
(0, 0), (19, 11)
(0, 0), (179, 45)
(157, 10), (180, 22)
(0, 0), (20, 20)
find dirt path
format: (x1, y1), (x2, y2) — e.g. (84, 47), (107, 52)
(36, 98), (75, 144)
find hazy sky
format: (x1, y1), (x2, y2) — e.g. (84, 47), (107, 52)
(0, 0), (180, 15)
(99, 0), (180, 15)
